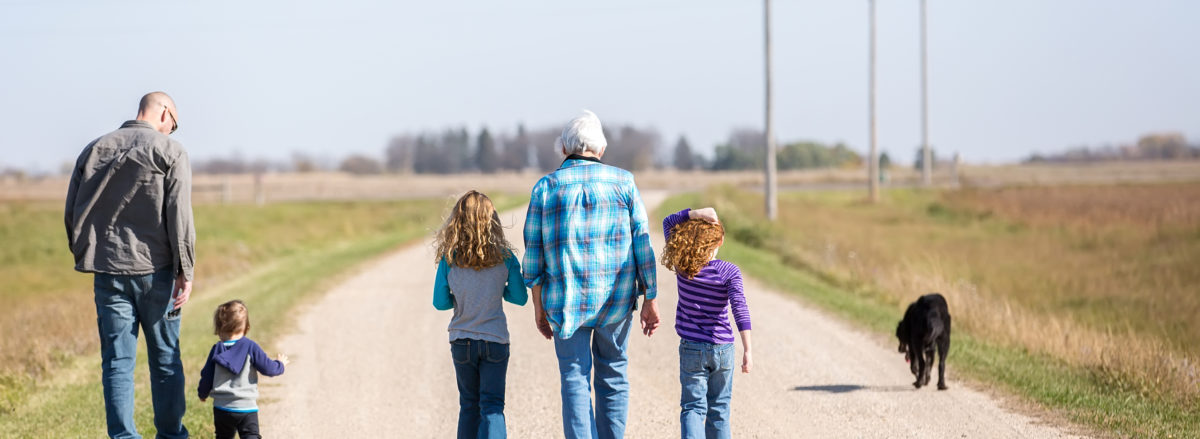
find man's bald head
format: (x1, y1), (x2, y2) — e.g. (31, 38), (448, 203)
(138, 92), (175, 114)
(136, 91), (178, 135)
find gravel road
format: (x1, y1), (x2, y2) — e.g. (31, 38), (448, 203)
(260, 192), (1081, 438)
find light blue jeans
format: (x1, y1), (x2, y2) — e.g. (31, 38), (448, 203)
(94, 269), (188, 439)
(450, 338), (509, 439)
(553, 313), (633, 439)
(679, 340), (734, 439)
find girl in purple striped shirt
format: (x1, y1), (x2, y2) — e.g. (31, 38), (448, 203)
(661, 207), (753, 439)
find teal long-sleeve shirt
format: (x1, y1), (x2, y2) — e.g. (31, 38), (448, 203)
(432, 251), (527, 343)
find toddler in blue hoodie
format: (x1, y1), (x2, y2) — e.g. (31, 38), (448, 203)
(198, 300), (289, 439)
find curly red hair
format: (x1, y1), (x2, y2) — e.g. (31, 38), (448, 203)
(661, 219), (725, 279)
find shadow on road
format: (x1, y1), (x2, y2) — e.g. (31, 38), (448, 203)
(790, 384), (913, 393)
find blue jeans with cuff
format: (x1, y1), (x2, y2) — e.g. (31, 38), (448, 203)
(451, 338), (509, 439)
(552, 312), (633, 439)
(94, 269), (188, 439)
(679, 339), (735, 439)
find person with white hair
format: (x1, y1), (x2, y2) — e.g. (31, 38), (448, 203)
(523, 110), (660, 439)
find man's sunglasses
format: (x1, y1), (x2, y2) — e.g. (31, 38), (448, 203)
(164, 104), (178, 134)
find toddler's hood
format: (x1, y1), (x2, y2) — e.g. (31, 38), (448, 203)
(212, 338), (254, 375)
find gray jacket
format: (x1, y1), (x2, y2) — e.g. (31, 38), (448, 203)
(64, 120), (195, 280)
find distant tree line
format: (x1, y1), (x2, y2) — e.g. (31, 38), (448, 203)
(1025, 133), (1199, 164)
(191, 152), (330, 175)
(706, 129), (862, 171)
(383, 123), (662, 174)
(184, 126), (868, 176)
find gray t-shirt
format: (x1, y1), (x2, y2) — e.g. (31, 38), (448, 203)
(433, 253), (528, 344)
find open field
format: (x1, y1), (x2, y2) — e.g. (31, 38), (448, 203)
(659, 182), (1200, 436)
(2, 161), (1197, 435)
(0, 195), (523, 436)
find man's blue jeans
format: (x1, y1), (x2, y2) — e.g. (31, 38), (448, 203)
(553, 313), (633, 439)
(451, 338), (509, 439)
(94, 269), (188, 439)
(679, 340), (734, 439)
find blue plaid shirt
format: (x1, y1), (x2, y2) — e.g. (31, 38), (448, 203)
(523, 158), (657, 339)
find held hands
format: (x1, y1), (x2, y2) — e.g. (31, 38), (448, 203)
(640, 298), (661, 337)
(534, 308), (554, 340)
(173, 274), (192, 310)
(689, 207), (719, 224)
(531, 285), (554, 340)
(276, 353), (290, 366)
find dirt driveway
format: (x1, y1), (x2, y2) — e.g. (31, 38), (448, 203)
(261, 192), (1079, 438)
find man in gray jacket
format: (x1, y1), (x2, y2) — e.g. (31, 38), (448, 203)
(65, 91), (195, 439)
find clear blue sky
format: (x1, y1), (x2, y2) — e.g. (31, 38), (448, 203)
(2, 0), (1197, 172)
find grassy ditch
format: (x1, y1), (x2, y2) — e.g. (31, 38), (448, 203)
(0, 194), (523, 437)
(657, 185), (1200, 438)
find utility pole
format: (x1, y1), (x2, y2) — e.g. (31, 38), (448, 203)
(764, 0), (778, 220)
(920, 0), (932, 186)
(868, 0), (879, 203)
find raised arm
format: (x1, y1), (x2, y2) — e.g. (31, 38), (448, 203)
(662, 208), (691, 241)
(663, 207), (720, 241)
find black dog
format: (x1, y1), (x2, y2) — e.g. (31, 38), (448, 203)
(896, 293), (951, 390)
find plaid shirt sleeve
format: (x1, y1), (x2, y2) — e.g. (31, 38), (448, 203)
(628, 181), (658, 299)
(522, 179), (545, 289)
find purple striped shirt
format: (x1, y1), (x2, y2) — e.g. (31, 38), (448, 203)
(664, 209), (752, 344)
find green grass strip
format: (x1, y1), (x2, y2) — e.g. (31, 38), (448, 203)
(657, 192), (1199, 438)
(0, 196), (523, 437)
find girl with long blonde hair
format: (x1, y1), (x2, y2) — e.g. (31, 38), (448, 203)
(431, 190), (527, 439)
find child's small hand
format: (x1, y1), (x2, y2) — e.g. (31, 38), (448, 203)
(689, 207), (719, 224)
(741, 351), (753, 373)
(199, 397), (206, 403)
(277, 353), (290, 365)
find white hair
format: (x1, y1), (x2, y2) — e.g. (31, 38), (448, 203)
(559, 110), (608, 156)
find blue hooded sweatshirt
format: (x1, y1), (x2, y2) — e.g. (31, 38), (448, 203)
(198, 337), (285, 412)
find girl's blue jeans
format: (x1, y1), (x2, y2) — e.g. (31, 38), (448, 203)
(679, 339), (735, 439)
(450, 338), (509, 439)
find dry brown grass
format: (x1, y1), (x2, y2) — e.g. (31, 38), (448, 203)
(961, 161), (1200, 187)
(945, 183), (1200, 227)
(0, 198), (454, 412)
(704, 181), (1200, 406)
